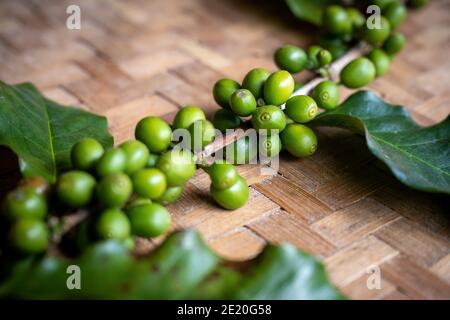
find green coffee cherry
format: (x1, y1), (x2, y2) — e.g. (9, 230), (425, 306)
(173, 105), (206, 130)
(229, 89), (257, 117)
(312, 80), (340, 111)
(259, 134), (282, 158)
(280, 124), (318, 158)
(284, 95), (318, 123)
(56, 171), (96, 208)
(207, 162), (239, 190)
(128, 203), (171, 238)
(347, 8), (365, 29)
(127, 197), (152, 210)
(95, 148), (127, 177)
(318, 36), (349, 60)
(96, 173), (133, 208)
(10, 219), (48, 253)
(5, 188), (47, 220)
(362, 16), (391, 46)
(383, 2), (407, 29)
(156, 149), (196, 186)
(132, 168), (167, 200)
(213, 79), (240, 109)
(96, 209), (131, 240)
(252, 105), (286, 133)
(367, 48), (391, 77)
(340, 57), (376, 89)
(322, 5), (352, 36)
(71, 138), (104, 171)
(212, 109), (242, 132)
(263, 71), (294, 106)
(210, 176), (249, 210)
(154, 185), (184, 205)
(120, 140), (150, 175)
(135, 116), (172, 153)
(242, 68), (270, 99)
(306, 45), (323, 69)
(317, 49), (333, 67)
(188, 119), (216, 151)
(383, 32), (405, 55)
(225, 136), (258, 165)
(274, 45), (308, 73)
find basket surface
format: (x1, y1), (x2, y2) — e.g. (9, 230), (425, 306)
(0, 0), (449, 299)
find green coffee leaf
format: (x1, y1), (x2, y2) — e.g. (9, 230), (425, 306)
(0, 81), (113, 183)
(285, 0), (338, 26)
(312, 91), (450, 194)
(0, 230), (344, 299)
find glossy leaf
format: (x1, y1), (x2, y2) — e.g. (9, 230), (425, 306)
(0, 230), (344, 299)
(0, 81), (113, 182)
(312, 91), (450, 194)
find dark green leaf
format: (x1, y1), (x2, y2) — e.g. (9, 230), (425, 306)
(235, 244), (345, 299)
(0, 256), (69, 299)
(0, 81), (113, 182)
(285, 0), (338, 25)
(311, 91), (450, 194)
(125, 231), (220, 299)
(0, 230), (343, 299)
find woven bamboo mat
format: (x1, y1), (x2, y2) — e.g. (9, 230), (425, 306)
(0, 0), (449, 300)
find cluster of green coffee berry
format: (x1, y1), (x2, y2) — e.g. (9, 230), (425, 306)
(209, 0), (419, 159)
(212, 69), (318, 159)
(278, 0), (410, 89)
(1, 108), (251, 255)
